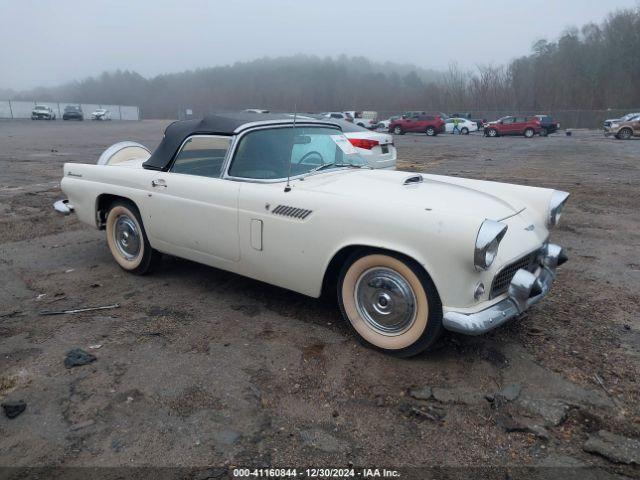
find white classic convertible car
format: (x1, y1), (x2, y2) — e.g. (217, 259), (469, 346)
(54, 113), (569, 357)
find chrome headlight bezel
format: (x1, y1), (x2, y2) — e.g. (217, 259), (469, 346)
(548, 190), (570, 227)
(474, 220), (508, 271)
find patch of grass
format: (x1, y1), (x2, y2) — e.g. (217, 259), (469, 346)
(0, 376), (17, 397)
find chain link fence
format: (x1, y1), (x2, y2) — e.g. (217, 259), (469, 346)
(0, 100), (140, 120)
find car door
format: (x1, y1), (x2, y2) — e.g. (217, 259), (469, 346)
(632, 116), (640, 136)
(400, 115), (415, 132)
(513, 117), (528, 135)
(228, 125), (342, 296)
(500, 117), (517, 135)
(143, 134), (240, 263)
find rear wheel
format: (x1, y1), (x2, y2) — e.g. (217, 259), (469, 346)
(487, 128), (498, 137)
(540, 128), (548, 137)
(524, 128), (535, 138)
(106, 201), (161, 275)
(461, 127), (469, 135)
(617, 128), (633, 140)
(338, 250), (443, 357)
(426, 126), (436, 136)
(393, 125), (404, 135)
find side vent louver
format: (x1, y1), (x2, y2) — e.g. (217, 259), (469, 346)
(403, 174), (423, 185)
(272, 205), (313, 220)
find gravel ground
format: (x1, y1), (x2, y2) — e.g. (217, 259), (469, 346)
(0, 120), (638, 477)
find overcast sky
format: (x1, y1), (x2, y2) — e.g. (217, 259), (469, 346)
(0, 0), (637, 90)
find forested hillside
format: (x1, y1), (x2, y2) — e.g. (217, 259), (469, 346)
(8, 6), (639, 118)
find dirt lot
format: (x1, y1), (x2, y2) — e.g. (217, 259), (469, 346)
(0, 120), (639, 477)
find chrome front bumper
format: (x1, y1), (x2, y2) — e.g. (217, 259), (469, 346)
(443, 243), (567, 335)
(53, 199), (74, 215)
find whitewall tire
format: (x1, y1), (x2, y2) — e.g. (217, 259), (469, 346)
(106, 201), (160, 275)
(338, 251), (443, 357)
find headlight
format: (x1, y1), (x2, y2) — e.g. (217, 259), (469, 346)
(474, 220), (508, 270)
(611, 123), (619, 128)
(548, 190), (570, 227)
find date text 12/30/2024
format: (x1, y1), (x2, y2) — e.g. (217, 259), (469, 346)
(233, 468), (401, 478)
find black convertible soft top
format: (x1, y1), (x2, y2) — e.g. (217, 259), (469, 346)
(143, 112), (339, 171)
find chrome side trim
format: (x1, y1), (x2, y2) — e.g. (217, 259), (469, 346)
(232, 119), (339, 134)
(53, 199), (74, 215)
(443, 243), (565, 335)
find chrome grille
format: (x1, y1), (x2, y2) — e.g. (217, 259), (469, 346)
(272, 205), (312, 219)
(490, 251), (539, 298)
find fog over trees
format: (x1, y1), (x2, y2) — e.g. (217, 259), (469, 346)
(5, 6), (639, 118)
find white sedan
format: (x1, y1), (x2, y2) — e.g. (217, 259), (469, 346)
(376, 116), (401, 130)
(445, 117), (478, 134)
(296, 115), (396, 169)
(91, 108), (111, 120)
(328, 120), (396, 169)
(54, 112), (569, 357)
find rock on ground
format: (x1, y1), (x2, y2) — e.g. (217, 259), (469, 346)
(583, 430), (640, 465)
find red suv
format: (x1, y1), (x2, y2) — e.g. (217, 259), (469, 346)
(483, 116), (541, 138)
(389, 113), (445, 136)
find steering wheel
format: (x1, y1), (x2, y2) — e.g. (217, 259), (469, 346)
(298, 151), (324, 165)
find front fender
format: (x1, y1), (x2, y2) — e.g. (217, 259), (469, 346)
(319, 208), (485, 308)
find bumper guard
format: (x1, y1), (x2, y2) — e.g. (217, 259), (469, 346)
(443, 243), (567, 335)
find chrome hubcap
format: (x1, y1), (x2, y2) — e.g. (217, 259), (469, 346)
(114, 215), (141, 260)
(354, 267), (417, 336)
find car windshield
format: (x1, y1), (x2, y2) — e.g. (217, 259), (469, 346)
(65, 106), (79, 111)
(228, 126), (367, 180)
(35, 106), (47, 110)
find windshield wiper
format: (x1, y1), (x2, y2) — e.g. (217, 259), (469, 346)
(309, 162), (339, 172)
(309, 162), (370, 173)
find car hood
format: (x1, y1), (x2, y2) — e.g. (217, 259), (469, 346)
(296, 169), (526, 220)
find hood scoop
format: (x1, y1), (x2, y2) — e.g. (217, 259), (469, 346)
(403, 174), (424, 186)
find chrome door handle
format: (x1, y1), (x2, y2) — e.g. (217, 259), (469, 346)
(151, 179), (167, 188)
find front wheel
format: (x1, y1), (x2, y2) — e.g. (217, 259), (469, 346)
(338, 251), (443, 357)
(540, 128), (548, 137)
(106, 201), (161, 275)
(426, 126), (436, 136)
(393, 126), (404, 135)
(487, 128), (498, 137)
(617, 128), (633, 140)
(461, 127), (469, 135)
(524, 128), (535, 138)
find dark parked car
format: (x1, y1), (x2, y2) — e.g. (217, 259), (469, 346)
(63, 105), (84, 121)
(389, 113), (445, 136)
(534, 115), (560, 136)
(483, 116), (541, 138)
